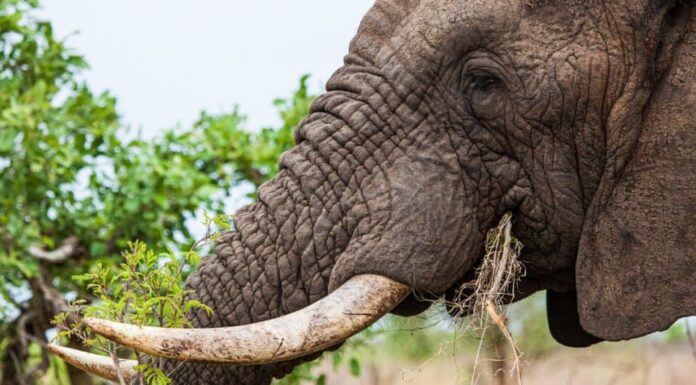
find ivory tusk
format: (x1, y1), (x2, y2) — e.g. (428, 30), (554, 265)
(47, 344), (138, 383)
(84, 274), (410, 364)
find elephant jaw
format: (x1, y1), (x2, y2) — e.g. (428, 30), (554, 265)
(49, 274), (409, 380)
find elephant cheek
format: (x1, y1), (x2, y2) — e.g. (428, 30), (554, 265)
(329, 156), (483, 295)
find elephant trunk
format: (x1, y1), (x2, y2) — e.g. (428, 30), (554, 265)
(52, 107), (415, 384)
(162, 139), (389, 384)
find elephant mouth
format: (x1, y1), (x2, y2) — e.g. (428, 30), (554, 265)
(47, 274), (410, 383)
(439, 212), (524, 319)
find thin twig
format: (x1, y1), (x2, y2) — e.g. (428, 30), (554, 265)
(470, 322), (489, 385)
(486, 300), (523, 385)
(110, 350), (128, 385)
(16, 311), (36, 357)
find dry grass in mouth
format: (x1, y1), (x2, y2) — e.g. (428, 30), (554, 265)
(449, 212), (526, 385)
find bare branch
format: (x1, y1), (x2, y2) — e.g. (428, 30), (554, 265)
(16, 311), (36, 357)
(110, 351), (129, 385)
(486, 300), (523, 385)
(28, 236), (79, 263)
(34, 265), (71, 316)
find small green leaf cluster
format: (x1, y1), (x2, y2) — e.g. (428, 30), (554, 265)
(53, 227), (229, 385)
(74, 241), (212, 329)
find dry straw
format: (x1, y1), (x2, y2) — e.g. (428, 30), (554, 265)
(451, 212), (525, 385)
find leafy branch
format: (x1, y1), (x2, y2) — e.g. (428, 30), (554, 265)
(52, 214), (232, 385)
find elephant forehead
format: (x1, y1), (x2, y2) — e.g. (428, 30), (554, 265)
(371, 0), (593, 75)
(399, 0), (519, 49)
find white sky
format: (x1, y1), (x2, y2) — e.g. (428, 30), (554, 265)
(39, 0), (374, 137)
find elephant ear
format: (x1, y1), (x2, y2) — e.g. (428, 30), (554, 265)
(576, 4), (696, 340)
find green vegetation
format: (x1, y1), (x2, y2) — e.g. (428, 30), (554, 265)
(0, 1), (313, 383)
(53, 238), (216, 385)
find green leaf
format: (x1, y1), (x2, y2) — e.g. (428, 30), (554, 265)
(0, 129), (18, 152)
(331, 351), (342, 371)
(348, 357), (361, 377)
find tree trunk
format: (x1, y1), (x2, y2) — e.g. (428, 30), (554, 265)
(0, 335), (24, 385)
(0, 263), (95, 385)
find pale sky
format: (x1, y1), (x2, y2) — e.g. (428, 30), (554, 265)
(39, 1), (374, 137)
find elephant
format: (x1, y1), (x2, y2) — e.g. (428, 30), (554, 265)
(50, 0), (696, 384)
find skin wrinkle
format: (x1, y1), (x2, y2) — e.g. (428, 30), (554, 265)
(433, 119), (487, 227)
(509, 10), (623, 270)
(292, 157), (341, 260)
(257, 186), (305, 312)
(554, 61), (587, 207)
(265, 205), (303, 306)
(610, 10), (631, 89)
(262, 186), (302, 309)
(450, 123), (504, 230)
(599, 39), (614, 132)
(318, 98), (383, 149)
(284, 147), (345, 250)
(312, 67), (427, 271)
(567, 58), (589, 205)
(354, 112), (418, 232)
(308, 102), (392, 224)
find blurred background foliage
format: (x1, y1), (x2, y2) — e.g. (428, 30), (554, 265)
(0, 1), (692, 385)
(0, 1), (313, 383)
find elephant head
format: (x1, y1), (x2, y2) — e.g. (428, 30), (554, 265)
(51, 0), (696, 383)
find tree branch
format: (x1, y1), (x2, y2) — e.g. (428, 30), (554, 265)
(28, 236), (79, 263)
(34, 265), (71, 316)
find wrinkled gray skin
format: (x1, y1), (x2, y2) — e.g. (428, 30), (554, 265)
(166, 1), (696, 383)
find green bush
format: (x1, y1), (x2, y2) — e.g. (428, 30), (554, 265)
(0, 2), (316, 383)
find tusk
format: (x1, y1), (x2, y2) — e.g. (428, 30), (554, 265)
(85, 274), (410, 364)
(47, 344), (138, 383)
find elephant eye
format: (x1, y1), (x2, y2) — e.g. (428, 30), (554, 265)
(466, 71), (504, 121)
(469, 73), (500, 92)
